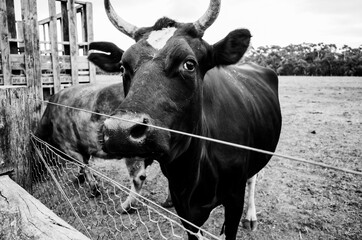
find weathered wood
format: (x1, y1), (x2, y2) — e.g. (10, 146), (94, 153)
(68, 0), (79, 85)
(86, 2), (96, 83)
(0, 175), (90, 240)
(2, 53), (89, 71)
(61, 1), (70, 55)
(21, 0), (43, 130)
(41, 55), (89, 70)
(80, 6), (86, 45)
(48, 0), (61, 93)
(0, 0), (11, 85)
(0, 87), (32, 190)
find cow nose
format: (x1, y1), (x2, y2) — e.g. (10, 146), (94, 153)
(101, 113), (152, 155)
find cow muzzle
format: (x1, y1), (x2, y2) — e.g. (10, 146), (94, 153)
(100, 112), (168, 158)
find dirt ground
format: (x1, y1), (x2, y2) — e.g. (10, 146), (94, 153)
(88, 76), (362, 239)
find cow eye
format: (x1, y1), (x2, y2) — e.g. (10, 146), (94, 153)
(183, 60), (195, 72)
(120, 65), (126, 75)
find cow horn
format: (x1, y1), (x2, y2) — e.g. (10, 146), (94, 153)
(193, 0), (221, 35)
(104, 0), (139, 39)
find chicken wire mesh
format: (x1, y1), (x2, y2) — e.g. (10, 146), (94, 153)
(29, 134), (221, 240)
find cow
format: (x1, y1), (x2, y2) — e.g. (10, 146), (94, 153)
(90, 0), (282, 239)
(34, 63), (153, 212)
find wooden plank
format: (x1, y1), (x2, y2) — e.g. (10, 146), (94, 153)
(86, 2), (96, 83)
(0, 77), (27, 85)
(39, 41), (88, 46)
(0, 0), (11, 85)
(78, 75), (91, 83)
(8, 38), (23, 43)
(38, 13), (62, 25)
(75, 0), (88, 5)
(42, 75), (72, 84)
(40, 55), (90, 70)
(68, 0), (79, 85)
(11, 76), (27, 85)
(48, 0), (61, 93)
(80, 6), (86, 44)
(0, 175), (90, 240)
(61, 1), (70, 55)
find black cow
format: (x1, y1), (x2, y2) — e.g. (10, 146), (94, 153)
(35, 71), (152, 212)
(90, 0), (282, 239)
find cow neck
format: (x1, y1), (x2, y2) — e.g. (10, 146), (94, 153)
(165, 86), (220, 212)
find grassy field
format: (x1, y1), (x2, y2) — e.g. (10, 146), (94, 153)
(35, 76), (362, 239)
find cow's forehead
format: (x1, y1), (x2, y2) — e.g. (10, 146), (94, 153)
(146, 27), (177, 50)
(123, 23), (209, 70)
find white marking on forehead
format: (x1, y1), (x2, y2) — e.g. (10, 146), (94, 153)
(147, 27), (177, 50)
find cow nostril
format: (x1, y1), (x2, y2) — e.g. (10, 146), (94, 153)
(130, 124), (148, 139)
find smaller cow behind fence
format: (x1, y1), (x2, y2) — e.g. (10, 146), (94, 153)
(34, 47), (159, 211)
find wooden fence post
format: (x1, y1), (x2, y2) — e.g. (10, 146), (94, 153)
(21, 0), (42, 130)
(0, 0), (42, 192)
(68, 0), (79, 85)
(48, 0), (61, 93)
(0, 87), (33, 191)
(0, 0), (11, 85)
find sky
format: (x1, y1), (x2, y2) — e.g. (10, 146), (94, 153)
(18, 0), (362, 50)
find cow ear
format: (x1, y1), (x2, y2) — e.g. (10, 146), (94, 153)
(88, 41), (124, 72)
(212, 29), (251, 66)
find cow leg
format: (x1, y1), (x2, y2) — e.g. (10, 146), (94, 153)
(223, 187), (246, 240)
(77, 154), (100, 197)
(121, 158), (147, 213)
(242, 175), (257, 231)
(83, 164), (101, 197)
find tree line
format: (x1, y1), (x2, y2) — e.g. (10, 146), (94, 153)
(243, 43), (362, 76)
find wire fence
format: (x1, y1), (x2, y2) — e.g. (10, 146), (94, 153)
(30, 134), (222, 240)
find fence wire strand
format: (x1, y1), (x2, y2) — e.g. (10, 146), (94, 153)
(34, 97), (362, 176)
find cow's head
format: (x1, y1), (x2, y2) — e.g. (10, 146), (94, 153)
(90, 0), (251, 162)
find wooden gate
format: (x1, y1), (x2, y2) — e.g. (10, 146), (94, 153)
(0, 0), (95, 100)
